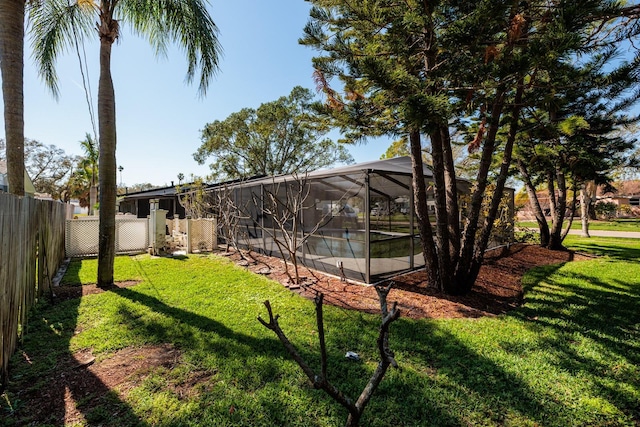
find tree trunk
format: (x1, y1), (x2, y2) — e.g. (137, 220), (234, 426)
(429, 126), (453, 293)
(456, 87), (506, 294)
(580, 181), (598, 237)
(547, 170), (556, 226)
(561, 181), (578, 241)
(580, 182), (590, 238)
(440, 126), (460, 262)
(0, 0), (25, 196)
(465, 79), (525, 289)
(89, 184), (97, 215)
(518, 160), (550, 246)
(548, 164), (566, 250)
(409, 130), (439, 289)
(97, 15), (117, 288)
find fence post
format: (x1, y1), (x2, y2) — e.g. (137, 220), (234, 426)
(212, 217), (218, 250)
(186, 217), (192, 253)
(149, 199), (167, 255)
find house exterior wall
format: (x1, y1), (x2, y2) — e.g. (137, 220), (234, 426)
(118, 196), (186, 219)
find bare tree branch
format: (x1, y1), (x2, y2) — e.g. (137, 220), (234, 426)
(259, 288), (401, 427)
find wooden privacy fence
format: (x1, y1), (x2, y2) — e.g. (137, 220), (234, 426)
(0, 194), (72, 389)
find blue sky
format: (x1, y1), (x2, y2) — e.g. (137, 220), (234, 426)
(2, 0), (390, 187)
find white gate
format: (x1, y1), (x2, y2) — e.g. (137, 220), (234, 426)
(65, 217), (149, 257)
(189, 218), (217, 252)
(66, 216), (216, 257)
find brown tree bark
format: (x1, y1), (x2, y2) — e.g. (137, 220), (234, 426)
(518, 160), (550, 246)
(548, 164), (567, 250)
(440, 126), (461, 262)
(429, 126), (453, 293)
(464, 79), (525, 290)
(561, 181), (578, 240)
(259, 288), (399, 427)
(455, 87), (507, 295)
(97, 4), (118, 287)
(409, 130), (440, 289)
(0, 0), (25, 196)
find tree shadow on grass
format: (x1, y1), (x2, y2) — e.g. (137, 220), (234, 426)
(108, 277), (476, 426)
(516, 265), (640, 363)
(569, 241), (640, 260)
(381, 318), (565, 426)
(1, 295), (147, 426)
(111, 286), (464, 425)
(511, 263), (640, 422)
(356, 258), (640, 426)
(112, 287), (283, 356)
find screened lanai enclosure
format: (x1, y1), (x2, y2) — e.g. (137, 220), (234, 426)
(211, 157), (511, 284)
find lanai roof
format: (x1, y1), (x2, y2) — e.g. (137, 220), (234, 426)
(307, 156), (433, 179)
(218, 156), (435, 189)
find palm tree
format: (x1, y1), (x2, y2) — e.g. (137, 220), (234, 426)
(79, 132), (98, 215)
(67, 163), (92, 208)
(30, 0), (221, 287)
(0, 0), (25, 196)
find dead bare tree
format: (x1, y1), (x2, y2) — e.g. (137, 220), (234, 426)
(249, 173), (348, 285)
(211, 183), (245, 255)
(258, 284), (400, 427)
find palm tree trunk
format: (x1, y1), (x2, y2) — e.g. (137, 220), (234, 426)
(97, 16), (117, 287)
(89, 183), (97, 215)
(0, 0), (25, 196)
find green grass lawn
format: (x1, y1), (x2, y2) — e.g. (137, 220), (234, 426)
(2, 239), (639, 426)
(517, 218), (640, 232)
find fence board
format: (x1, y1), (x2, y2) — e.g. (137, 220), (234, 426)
(0, 194), (71, 389)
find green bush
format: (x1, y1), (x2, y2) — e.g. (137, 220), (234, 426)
(594, 201), (617, 219)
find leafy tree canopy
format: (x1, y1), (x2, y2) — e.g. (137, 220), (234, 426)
(194, 86), (354, 181)
(0, 138), (76, 199)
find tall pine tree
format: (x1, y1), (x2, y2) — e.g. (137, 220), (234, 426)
(301, 0), (636, 294)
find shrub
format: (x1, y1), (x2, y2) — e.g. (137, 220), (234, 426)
(594, 201), (618, 219)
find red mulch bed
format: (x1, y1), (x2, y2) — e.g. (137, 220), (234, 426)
(227, 243), (588, 319)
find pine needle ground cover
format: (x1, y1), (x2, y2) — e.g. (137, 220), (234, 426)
(1, 238), (639, 426)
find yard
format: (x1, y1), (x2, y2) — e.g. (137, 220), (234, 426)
(1, 237), (639, 426)
(517, 218), (640, 232)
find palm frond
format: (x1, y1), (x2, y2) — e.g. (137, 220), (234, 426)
(119, 0), (222, 96)
(28, 0), (96, 97)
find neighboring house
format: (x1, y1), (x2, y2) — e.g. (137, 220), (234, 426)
(596, 180), (640, 216)
(597, 195), (633, 206)
(0, 160), (36, 196)
(118, 184), (186, 219)
(595, 195), (640, 217)
(69, 199), (89, 215)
